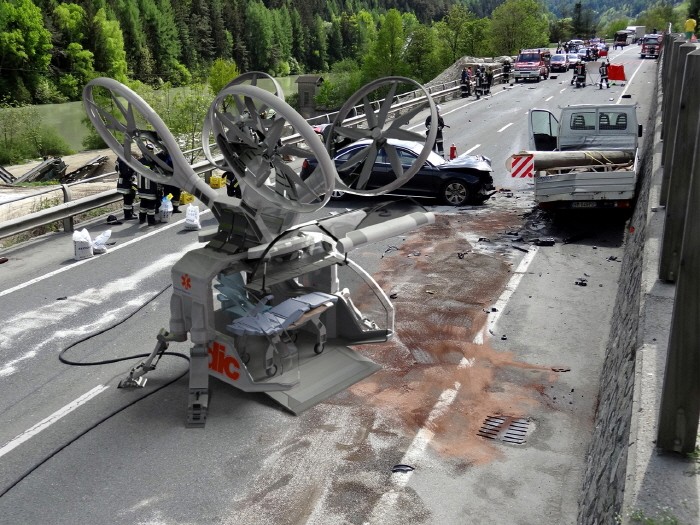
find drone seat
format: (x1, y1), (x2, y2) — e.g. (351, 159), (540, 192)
(227, 292), (338, 375)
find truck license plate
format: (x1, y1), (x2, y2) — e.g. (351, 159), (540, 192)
(572, 201), (598, 208)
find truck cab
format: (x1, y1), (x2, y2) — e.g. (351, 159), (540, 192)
(513, 49), (551, 82)
(528, 104), (641, 152)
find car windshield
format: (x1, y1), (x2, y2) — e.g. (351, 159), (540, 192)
(644, 37), (658, 45)
(568, 54), (578, 60)
(551, 55), (566, 62)
(518, 53), (541, 62)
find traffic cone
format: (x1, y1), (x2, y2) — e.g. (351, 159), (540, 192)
(449, 143), (457, 159)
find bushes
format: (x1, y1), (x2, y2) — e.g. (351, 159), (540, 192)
(0, 101), (73, 165)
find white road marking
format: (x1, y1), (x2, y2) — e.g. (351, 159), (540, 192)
(0, 241), (203, 376)
(465, 144), (481, 154)
(473, 247), (539, 344)
(545, 96), (554, 101)
(498, 123), (513, 132)
(560, 88), (568, 93)
(0, 385), (108, 459)
(365, 243), (539, 522)
(616, 60), (645, 103)
(0, 213), (209, 299)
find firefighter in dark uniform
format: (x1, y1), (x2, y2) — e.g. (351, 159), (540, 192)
(425, 105), (448, 158)
(475, 66), (485, 99)
(225, 170), (241, 198)
(503, 60), (512, 83)
(598, 60), (610, 89)
(137, 146), (162, 226)
(115, 158), (138, 220)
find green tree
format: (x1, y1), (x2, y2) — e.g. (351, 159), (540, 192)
(208, 58), (239, 96)
(91, 8), (127, 81)
(436, 4), (474, 64)
(490, 0), (550, 55)
(0, 0), (53, 102)
(403, 24), (441, 83)
(53, 3), (86, 43)
(464, 17), (492, 57)
(362, 9), (407, 81)
(306, 15), (328, 72)
(245, 0), (273, 71)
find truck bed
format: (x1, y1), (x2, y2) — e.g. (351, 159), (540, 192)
(535, 159), (637, 208)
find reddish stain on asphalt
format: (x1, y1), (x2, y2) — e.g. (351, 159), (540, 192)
(333, 212), (560, 465)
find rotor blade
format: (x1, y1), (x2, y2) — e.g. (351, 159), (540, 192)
(337, 145), (371, 171)
(355, 143), (377, 189)
(272, 158), (321, 201)
(384, 143), (405, 181)
(376, 83), (397, 127)
(264, 118), (286, 151)
(93, 103), (128, 135)
(278, 143), (312, 158)
(384, 127), (427, 142)
(334, 125), (368, 141)
(390, 103), (427, 128)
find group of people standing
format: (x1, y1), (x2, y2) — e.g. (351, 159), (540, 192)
(460, 65), (495, 100)
(115, 147), (182, 226)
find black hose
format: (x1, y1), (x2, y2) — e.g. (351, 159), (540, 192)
(0, 283), (190, 499)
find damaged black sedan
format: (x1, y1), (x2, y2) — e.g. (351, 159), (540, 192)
(300, 139), (495, 206)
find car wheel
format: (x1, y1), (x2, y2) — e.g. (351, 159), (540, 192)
(442, 180), (471, 206)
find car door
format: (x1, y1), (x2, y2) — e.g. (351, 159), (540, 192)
(528, 109), (559, 151)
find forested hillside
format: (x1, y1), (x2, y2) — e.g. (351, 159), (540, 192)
(0, 0), (688, 107)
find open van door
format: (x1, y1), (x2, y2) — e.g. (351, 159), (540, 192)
(528, 109), (559, 151)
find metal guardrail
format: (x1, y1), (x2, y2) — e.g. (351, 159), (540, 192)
(0, 79), (473, 242)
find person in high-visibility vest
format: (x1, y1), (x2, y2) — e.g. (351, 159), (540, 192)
(685, 17), (697, 40)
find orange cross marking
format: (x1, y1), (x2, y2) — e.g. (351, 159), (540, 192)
(181, 274), (191, 290)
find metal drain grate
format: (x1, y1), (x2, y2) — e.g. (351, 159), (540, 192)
(477, 415), (530, 445)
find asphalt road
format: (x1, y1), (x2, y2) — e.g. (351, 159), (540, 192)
(0, 45), (657, 525)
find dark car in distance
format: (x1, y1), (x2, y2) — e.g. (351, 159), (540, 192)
(300, 139), (494, 206)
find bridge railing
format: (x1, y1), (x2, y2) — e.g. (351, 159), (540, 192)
(0, 80), (468, 241)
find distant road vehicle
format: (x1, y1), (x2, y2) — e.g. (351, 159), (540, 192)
(550, 54), (570, 72)
(640, 34), (662, 58)
(300, 138), (495, 206)
(567, 53), (580, 69)
(513, 48), (551, 82)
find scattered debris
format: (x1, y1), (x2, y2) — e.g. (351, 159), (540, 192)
(457, 252), (468, 259)
(551, 366), (571, 372)
(491, 307), (498, 312)
(501, 334), (507, 340)
(534, 237), (555, 246)
(391, 464), (415, 473)
(407, 251), (421, 257)
(512, 245), (529, 253)
(621, 94), (632, 98)
(499, 188), (512, 193)
(477, 237), (490, 243)
(425, 289), (436, 294)
(389, 293), (398, 299)
(382, 245), (399, 258)
(0, 257), (8, 264)
(574, 278), (588, 287)
(57, 296), (67, 300)
(607, 256), (619, 262)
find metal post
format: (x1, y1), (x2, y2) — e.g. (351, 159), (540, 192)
(656, 82), (700, 454)
(659, 39), (687, 205)
(660, 34), (674, 141)
(60, 183), (75, 233)
(659, 45), (700, 281)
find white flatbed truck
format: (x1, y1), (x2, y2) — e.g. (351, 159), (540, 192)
(526, 104), (642, 210)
